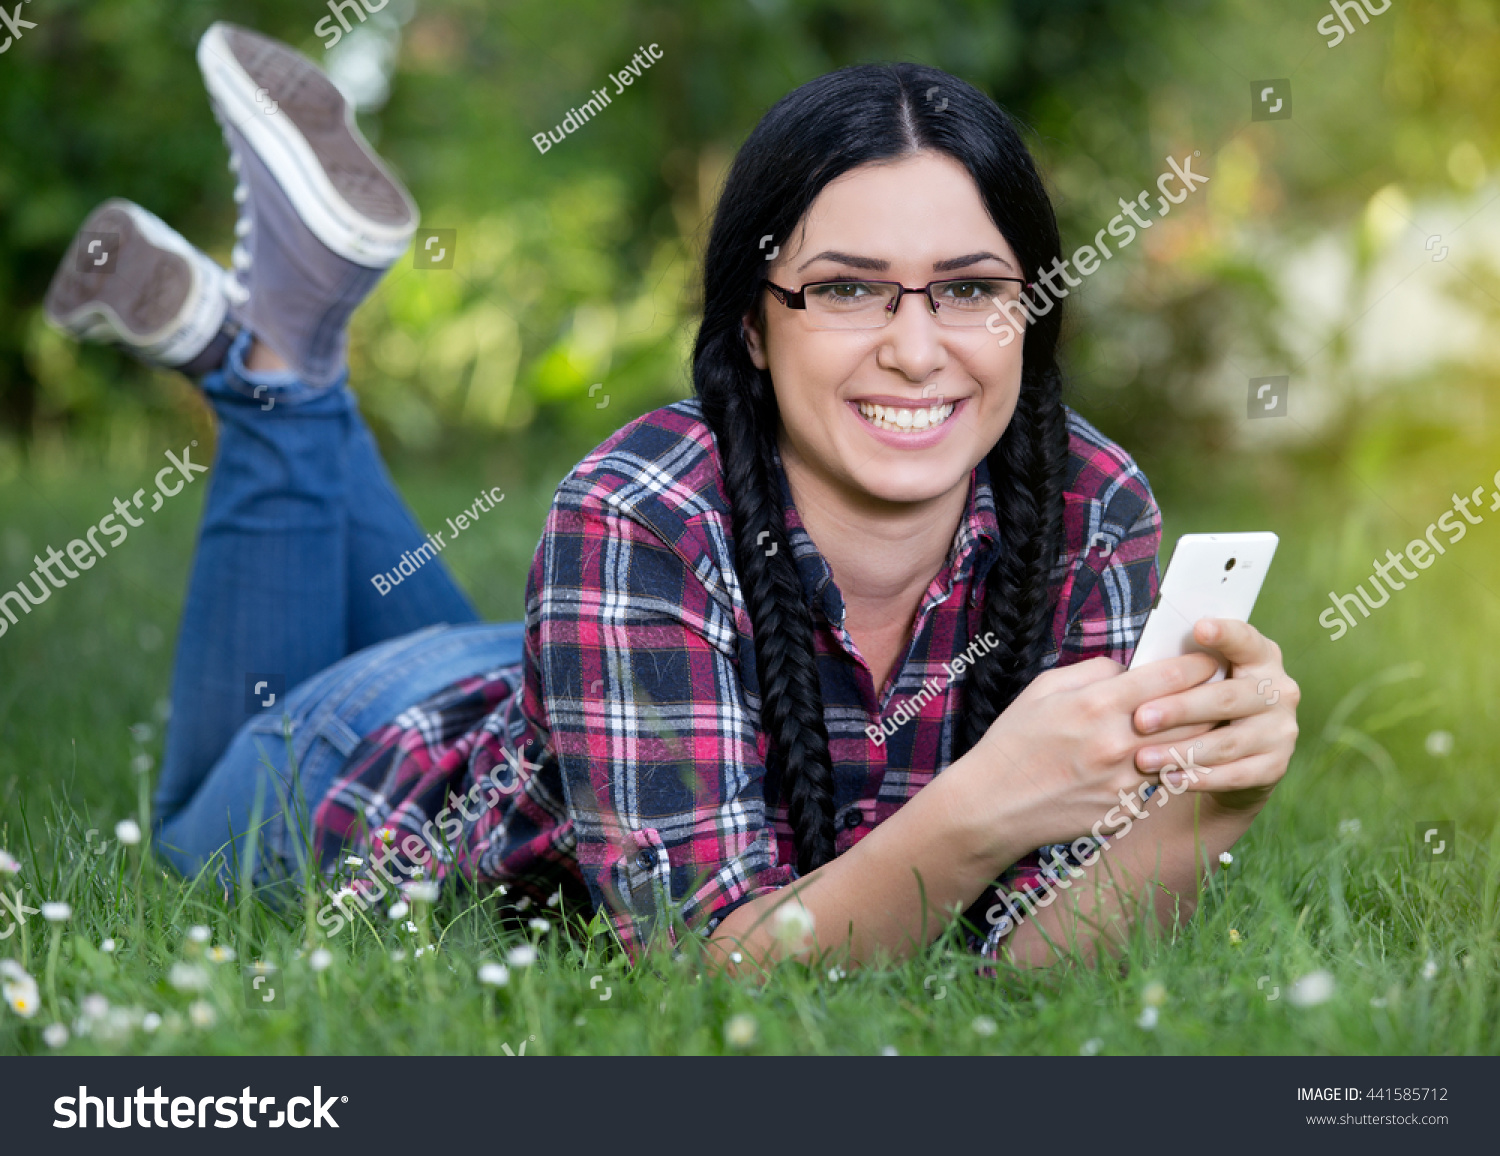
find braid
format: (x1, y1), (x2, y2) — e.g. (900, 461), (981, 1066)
(697, 332), (838, 876)
(957, 363), (1069, 758)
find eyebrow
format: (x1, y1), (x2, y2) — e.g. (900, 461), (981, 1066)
(794, 249), (1020, 275)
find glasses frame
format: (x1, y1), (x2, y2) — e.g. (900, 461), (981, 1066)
(763, 276), (1029, 328)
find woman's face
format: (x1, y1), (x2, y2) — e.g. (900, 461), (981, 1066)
(744, 150), (1027, 511)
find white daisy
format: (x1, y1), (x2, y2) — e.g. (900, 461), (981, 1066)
(168, 962), (210, 992)
(207, 945), (235, 964)
(43, 1023), (69, 1048)
(387, 900), (409, 921)
(528, 918), (550, 934)
(100, 939), (117, 954)
(403, 881), (440, 903)
(41, 902), (72, 923)
(114, 819), (142, 846)
(724, 1013), (758, 1048)
(1288, 969), (1336, 1007)
(309, 949), (333, 973)
(0, 849), (18, 876)
(142, 1012), (162, 1033)
(478, 962), (510, 987)
(186, 925), (211, 944)
(3, 975), (40, 1019)
(505, 944), (538, 969)
(1218, 851), (1234, 867)
(1136, 1005), (1159, 1030)
(971, 1015), (997, 1037)
(771, 903), (815, 952)
(188, 1000), (216, 1028)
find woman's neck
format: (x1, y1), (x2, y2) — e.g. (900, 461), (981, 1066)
(777, 432), (970, 656)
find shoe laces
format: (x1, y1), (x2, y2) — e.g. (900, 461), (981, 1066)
(221, 131), (253, 306)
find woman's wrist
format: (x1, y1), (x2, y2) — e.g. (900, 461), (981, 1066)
(935, 732), (1042, 877)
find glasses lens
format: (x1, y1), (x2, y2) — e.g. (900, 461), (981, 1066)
(802, 281), (900, 329)
(932, 279), (1023, 326)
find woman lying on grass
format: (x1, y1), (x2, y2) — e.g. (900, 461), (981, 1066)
(43, 23), (1299, 977)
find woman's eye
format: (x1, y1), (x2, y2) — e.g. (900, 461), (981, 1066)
(823, 282), (869, 298)
(939, 280), (998, 305)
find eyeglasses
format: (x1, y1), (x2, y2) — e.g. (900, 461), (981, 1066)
(763, 277), (1028, 329)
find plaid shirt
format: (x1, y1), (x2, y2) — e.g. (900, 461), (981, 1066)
(312, 398), (1160, 962)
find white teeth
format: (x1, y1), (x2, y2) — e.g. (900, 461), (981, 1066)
(855, 400), (955, 433)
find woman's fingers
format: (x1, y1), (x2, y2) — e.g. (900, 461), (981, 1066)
(1193, 617), (1280, 672)
(1133, 670), (1267, 735)
(1137, 708), (1296, 772)
(1159, 751), (1288, 801)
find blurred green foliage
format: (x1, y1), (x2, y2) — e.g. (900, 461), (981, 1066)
(1, 0), (1497, 475)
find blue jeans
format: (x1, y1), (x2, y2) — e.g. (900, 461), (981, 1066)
(153, 330), (524, 888)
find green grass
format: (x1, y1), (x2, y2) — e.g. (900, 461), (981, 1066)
(1, 412), (1498, 1056)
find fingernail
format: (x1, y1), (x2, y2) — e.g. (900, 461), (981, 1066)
(1163, 770), (1185, 787)
(1138, 749), (1164, 769)
(1139, 708), (1161, 732)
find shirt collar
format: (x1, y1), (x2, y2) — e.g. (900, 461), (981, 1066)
(769, 441), (1005, 628)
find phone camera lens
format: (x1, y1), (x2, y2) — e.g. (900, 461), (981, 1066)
(1224, 558), (1236, 570)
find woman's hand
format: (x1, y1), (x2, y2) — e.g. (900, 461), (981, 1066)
(963, 649), (1222, 861)
(1130, 618), (1300, 815)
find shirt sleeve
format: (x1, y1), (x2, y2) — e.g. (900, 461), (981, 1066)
(526, 472), (794, 961)
(968, 472), (1163, 963)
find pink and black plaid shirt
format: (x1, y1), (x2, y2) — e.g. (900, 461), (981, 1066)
(312, 398), (1161, 961)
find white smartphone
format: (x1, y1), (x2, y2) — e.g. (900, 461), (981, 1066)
(1127, 531), (1278, 680)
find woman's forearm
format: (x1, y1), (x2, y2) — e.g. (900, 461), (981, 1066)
(999, 790), (1259, 968)
(704, 744), (1038, 975)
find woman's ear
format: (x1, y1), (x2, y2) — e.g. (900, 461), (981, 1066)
(742, 310), (769, 371)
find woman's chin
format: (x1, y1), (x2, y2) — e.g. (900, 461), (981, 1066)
(846, 465), (973, 508)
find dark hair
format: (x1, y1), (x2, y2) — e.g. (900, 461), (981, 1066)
(692, 63), (1068, 876)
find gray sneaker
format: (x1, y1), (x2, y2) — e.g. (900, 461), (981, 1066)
(44, 199), (236, 377)
(197, 21), (419, 386)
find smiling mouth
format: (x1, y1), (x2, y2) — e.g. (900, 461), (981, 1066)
(854, 399), (957, 433)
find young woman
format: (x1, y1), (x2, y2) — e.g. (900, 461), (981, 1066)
(44, 24), (1299, 974)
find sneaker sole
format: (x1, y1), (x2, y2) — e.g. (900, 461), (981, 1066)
(44, 200), (229, 368)
(197, 22), (418, 268)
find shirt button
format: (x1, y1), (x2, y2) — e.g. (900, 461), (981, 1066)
(637, 849), (657, 869)
(843, 809), (861, 830)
